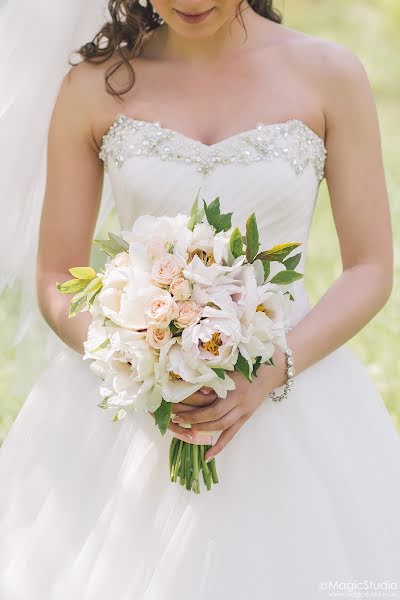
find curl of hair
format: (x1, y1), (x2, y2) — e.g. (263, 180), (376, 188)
(70, 0), (282, 97)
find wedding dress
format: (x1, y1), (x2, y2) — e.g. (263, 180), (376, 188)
(1, 113), (399, 600)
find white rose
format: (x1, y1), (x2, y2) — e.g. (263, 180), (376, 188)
(152, 254), (183, 287)
(145, 291), (178, 326)
(170, 276), (192, 301)
(146, 325), (172, 349)
(174, 300), (202, 328)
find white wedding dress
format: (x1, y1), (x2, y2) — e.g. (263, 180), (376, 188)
(1, 114), (400, 599)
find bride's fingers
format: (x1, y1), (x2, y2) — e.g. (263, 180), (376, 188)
(171, 395), (235, 425)
(168, 421), (214, 445)
(148, 410), (214, 444)
(174, 392), (217, 409)
(204, 416), (248, 461)
(190, 406), (242, 432)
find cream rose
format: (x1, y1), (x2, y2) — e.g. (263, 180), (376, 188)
(145, 291), (178, 326)
(174, 300), (202, 329)
(146, 325), (173, 349)
(169, 276), (192, 301)
(152, 254), (183, 287)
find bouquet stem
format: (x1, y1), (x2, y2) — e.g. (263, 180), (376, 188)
(169, 439), (218, 493)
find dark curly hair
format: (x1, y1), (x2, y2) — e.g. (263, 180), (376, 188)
(70, 0), (282, 97)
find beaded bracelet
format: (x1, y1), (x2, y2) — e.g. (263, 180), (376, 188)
(269, 347), (295, 402)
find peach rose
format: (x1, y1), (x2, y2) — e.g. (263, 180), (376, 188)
(146, 325), (172, 349)
(174, 301), (202, 329)
(146, 292), (178, 326)
(152, 254), (183, 287)
(169, 276), (192, 301)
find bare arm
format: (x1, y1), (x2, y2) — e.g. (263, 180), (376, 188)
(36, 65), (104, 355)
(275, 43), (393, 381)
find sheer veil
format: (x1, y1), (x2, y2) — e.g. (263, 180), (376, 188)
(0, 0), (115, 397)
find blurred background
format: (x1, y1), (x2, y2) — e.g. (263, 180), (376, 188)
(0, 0), (399, 443)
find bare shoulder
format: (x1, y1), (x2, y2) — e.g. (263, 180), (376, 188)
(54, 53), (124, 148)
(282, 33), (372, 114)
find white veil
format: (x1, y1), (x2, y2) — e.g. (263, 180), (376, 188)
(0, 0), (116, 398)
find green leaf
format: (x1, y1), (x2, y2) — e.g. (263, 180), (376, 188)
(69, 266), (97, 280)
(284, 291), (295, 301)
(56, 278), (91, 294)
(256, 242), (302, 263)
(264, 356), (275, 366)
(93, 239), (120, 258)
(108, 232), (129, 252)
(84, 276), (102, 294)
(154, 399), (173, 435)
(88, 287), (102, 306)
(187, 189), (206, 231)
(229, 226), (244, 258)
(68, 294), (87, 318)
(90, 338), (110, 353)
(211, 368), (225, 379)
(252, 356), (262, 377)
(283, 253), (301, 271)
(234, 352), (252, 383)
(262, 260), (270, 281)
(269, 270), (303, 285)
(97, 397), (110, 409)
(203, 197), (233, 233)
(245, 213), (260, 263)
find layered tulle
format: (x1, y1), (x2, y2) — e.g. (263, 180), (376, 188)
(1, 338), (399, 599)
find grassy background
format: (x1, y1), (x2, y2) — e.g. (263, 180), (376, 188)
(1, 0), (399, 443)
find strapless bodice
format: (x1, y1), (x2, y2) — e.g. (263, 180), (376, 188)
(99, 114), (327, 327)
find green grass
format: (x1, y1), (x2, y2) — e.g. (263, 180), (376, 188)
(1, 0), (399, 443)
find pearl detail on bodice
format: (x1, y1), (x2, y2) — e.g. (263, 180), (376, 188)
(99, 114), (327, 182)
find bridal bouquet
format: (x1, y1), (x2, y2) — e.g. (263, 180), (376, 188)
(56, 192), (303, 493)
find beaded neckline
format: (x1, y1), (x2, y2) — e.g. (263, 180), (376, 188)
(99, 113), (327, 180)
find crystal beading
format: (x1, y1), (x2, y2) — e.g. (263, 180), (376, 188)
(99, 114), (327, 181)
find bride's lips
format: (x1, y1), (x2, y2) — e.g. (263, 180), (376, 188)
(174, 6), (215, 23)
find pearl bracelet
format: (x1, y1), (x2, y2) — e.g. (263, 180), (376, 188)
(269, 347), (295, 402)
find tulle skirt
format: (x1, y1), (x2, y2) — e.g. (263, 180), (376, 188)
(1, 341), (400, 600)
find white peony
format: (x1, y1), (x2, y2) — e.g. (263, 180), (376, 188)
(158, 339), (236, 403)
(181, 313), (242, 369)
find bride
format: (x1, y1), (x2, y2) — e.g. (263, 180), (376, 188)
(1, 0), (400, 598)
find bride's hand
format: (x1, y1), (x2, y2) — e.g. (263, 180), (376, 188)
(170, 358), (286, 461)
(148, 386), (217, 444)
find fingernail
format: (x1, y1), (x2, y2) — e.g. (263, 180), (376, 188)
(172, 416), (185, 423)
(205, 455), (213, 463)
(186, 433), (193, 440)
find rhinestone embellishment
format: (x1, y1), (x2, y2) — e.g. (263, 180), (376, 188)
(99, 114), (327, 181)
